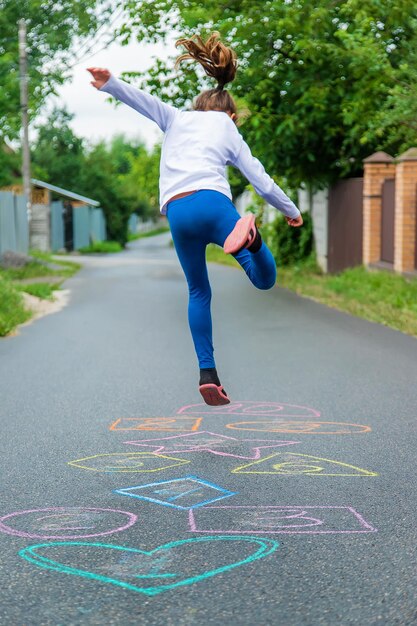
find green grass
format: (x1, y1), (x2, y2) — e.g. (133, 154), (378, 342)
(78, 241), (123, 254)
(0, 277), (31, 336)
(0, 250), (80, 336)
(206, 244), (241, 268)
(206, 244), (417, 337)
(128, 226), (170, 241)
(1, 261), (55, 280)
(18, 283), (58, 300)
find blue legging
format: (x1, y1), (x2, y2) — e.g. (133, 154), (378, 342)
(167, 189), (277, 369)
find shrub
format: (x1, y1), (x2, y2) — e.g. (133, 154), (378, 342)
(78, 241), (123, 254)
(262, 211), (314, 266)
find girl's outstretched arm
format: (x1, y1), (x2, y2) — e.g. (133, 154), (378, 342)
(87, 67), (178, 133)
(229, 131), (301, 221)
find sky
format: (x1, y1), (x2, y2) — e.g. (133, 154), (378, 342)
(32, 16), (179, 150)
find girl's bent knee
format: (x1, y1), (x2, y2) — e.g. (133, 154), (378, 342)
(254, 269), (276, 290)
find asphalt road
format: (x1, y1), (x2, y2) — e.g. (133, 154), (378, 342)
(1, 233), (416, 626)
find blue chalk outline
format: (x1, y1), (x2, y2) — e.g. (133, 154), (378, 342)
(113, 475), (237, 510)
(18, 536), (279, 596)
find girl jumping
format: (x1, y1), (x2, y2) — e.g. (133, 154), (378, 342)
(88, 32), (303, 406)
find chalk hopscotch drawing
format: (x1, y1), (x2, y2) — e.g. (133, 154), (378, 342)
(110, 417), (202, 432)
(177, 401), (321, 418)
(67, 453), (190, 473)
(114, 476), (236, 510)
(189, 506), (377, 534)
(0, 507), (137, 540)
(18, 536), (279, 595)
(232, 453), (378, 476)
(123, 432), (299, 460)
(226, 421), (372, 435)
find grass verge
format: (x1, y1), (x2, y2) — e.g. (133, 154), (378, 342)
(128, 226), (170, 241)
(206, 244), (417, 337)
(17, 283), (58, 300)
(0, 277), (31, 336)
(78, 241), (123, 254)
(0, 250), (80, 336)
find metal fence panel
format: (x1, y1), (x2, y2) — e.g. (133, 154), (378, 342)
(100, 209), (107, 241)
(0, 191), (17, 254)
(14, 193), (29, 254)
(381, 179), (395, 264)
(328, 178), (363, 273)
(51, 200), (65, 251)
(90, 207), (106, 242)
(73, 205), (90, 249)
(128, 213), (138, 234)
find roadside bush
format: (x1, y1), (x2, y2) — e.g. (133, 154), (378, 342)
(78, 241), (123, 254)
(262, 210), (314, 266)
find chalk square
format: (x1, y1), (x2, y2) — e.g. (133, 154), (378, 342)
(114, 476), (236, 510)
(110, 417), (202, 432)
(188, 506), (377, 534)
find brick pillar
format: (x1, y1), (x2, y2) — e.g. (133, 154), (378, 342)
(363, 152), (395, 266)
(394, 147), (417, 274)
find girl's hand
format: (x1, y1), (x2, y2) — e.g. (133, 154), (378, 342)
(87, 67), (111, 89)
(285, 214), (303, 227)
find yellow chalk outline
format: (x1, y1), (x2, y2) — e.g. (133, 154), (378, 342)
(67, 452), (190, 472)
(109, 417), (203, 432)
(232, 452), (378, 476)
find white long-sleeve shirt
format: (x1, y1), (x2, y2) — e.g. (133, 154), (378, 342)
(99, 75), (300, 218)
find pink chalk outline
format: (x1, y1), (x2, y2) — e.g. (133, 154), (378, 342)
(123, 431), (299, 460)
(188, 506), (377, 534)
(177, 401), (321, 418)
(0, 507), (138, 540)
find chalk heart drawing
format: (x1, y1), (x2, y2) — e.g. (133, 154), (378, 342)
(110, 417), (203, 432)
(0, 507), (137, 540)
(18, 536), (279, 596)
(114, 476), (236, 510)
(188, 506), (377, 535)
(226, 421), (371, 435)
(232, 453), (377, 476)
(123, 432), (299, 460)
(177, 401), (320, 419)
(67, 453), (190, 473)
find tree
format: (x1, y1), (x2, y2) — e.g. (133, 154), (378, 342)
(78, 140), (132, 246)
(78, 135), (161, 246)
(31, 107), (85, 190)
(31, 119), (161, 246)
(119, 0), (417, 188)
(0, 0), (115, 142)
(0, 141), (21, 187)
(365, 49), (417, 153)
(120, 141), (161, 220)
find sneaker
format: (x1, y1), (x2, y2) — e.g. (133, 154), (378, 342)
(223, 213), (257, 255)
(199, 383), (230, 406)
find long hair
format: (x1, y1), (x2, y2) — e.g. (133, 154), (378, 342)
(175, 32), (239, 120)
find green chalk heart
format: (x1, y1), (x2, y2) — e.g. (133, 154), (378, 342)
(19, 536), (279, 596)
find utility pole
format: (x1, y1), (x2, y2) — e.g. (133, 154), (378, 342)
(18, 19), (32, 224)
